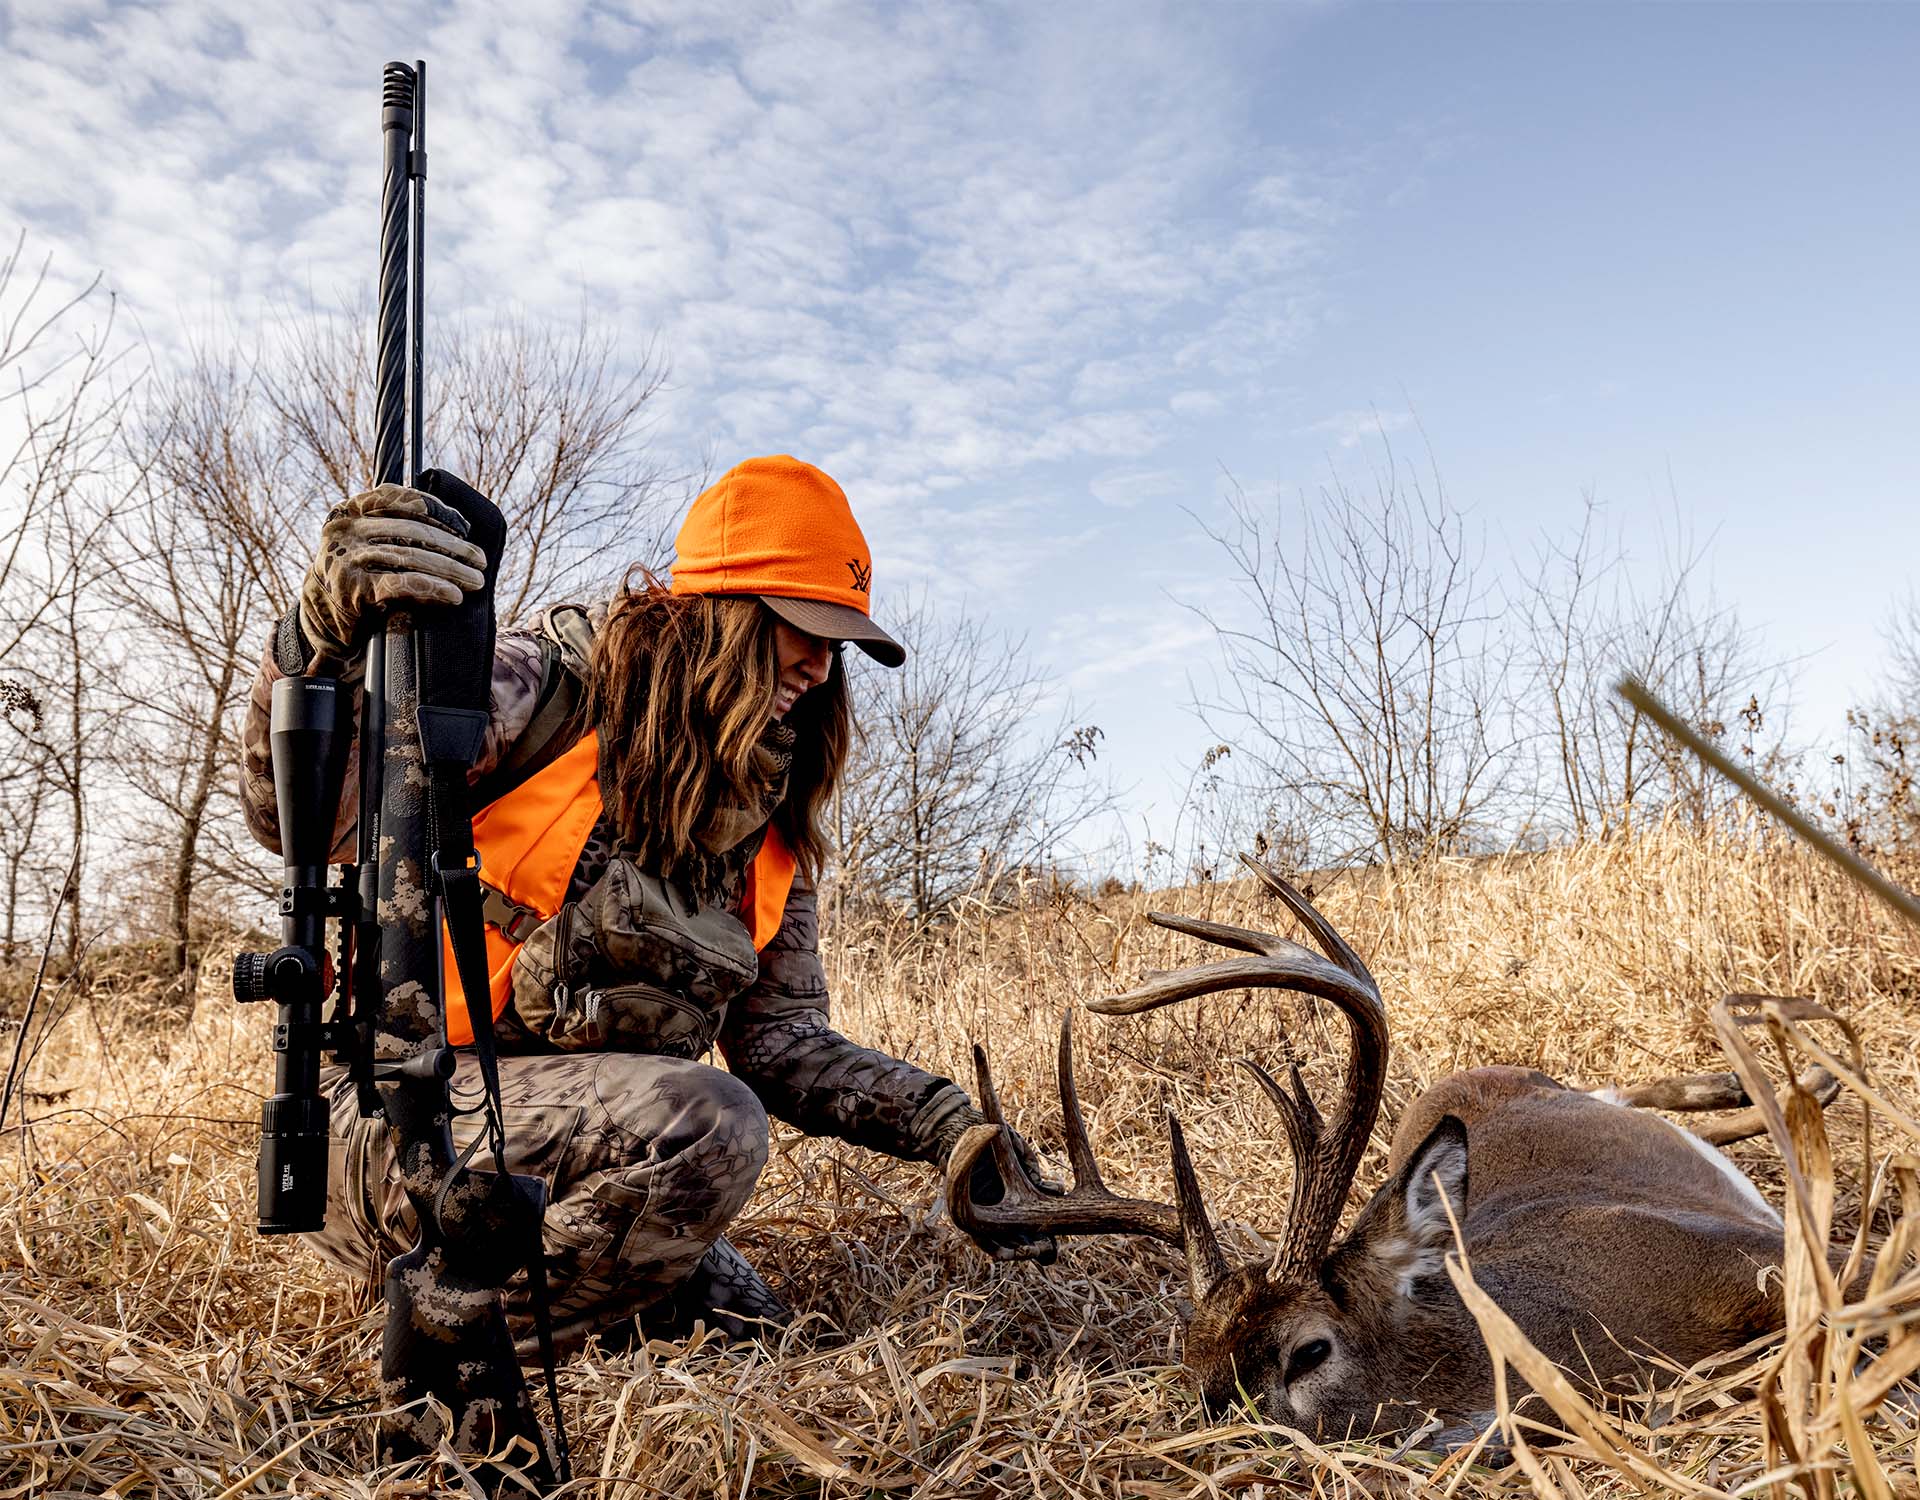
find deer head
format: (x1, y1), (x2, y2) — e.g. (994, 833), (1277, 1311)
(946, 856), (1482, 1439)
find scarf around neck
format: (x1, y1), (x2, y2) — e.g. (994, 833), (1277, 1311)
(684, 719), (796, 901)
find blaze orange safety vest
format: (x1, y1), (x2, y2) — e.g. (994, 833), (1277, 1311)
(443, 732), (798, 1047)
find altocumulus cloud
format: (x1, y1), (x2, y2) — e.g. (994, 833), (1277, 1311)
(1, 0), (1346, 601)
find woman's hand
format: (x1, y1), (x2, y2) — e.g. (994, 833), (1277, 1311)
(298, 483), (487, 664)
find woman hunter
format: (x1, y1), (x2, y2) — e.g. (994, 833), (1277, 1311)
(240, 455), (1047, 1353)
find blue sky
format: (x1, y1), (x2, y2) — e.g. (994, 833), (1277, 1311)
(4, 0), (1915, 859)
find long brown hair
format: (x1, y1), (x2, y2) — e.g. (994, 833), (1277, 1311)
(584, 577), (848, 883)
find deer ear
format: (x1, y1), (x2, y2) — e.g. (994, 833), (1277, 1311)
(1396, 1115), (1468, 1246)
(1343, 1115), (1468, 1296)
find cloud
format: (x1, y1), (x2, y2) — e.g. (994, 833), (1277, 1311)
(1052, 597), (1217, 694)
(1088, 466), (1186, 510)
(0, 0), (1344, 511)
(1307, 406), (1414, 450)
(1169, 389), (1224, 416)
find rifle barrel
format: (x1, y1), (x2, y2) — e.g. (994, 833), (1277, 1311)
(409, 58), (426, 484)
(376, 62), (414, 488)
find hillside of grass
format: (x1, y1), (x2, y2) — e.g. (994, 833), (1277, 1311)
(4, 820), (1917, 1497)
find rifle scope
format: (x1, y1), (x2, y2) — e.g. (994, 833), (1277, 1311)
(232, 676), (348, 1233)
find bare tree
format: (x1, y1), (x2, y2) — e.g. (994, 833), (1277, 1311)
(1521, 496), (1781, 838)
(1192, 451), (1513, 867)
(0, 241), (141, 967)
(0, 691), (52, 961)
(33, 486), (119, 966)
(258, 302), (674, 620)
(109, 349), (283, 992)
(832, 593), (1112, 921)
(1885, 592), (1920, 711)
(0, 233), (108, 672)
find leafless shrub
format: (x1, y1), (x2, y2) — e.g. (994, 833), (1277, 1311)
(832, 592), (1114, 922)
(1191, 449), (1514, 867)
(257, 301), (676, 620)
(1521, 494), (1784, 839)
(1824, 596), (1920, 858)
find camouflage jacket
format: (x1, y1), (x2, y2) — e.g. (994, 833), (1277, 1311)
(238, 615), (974, 1163)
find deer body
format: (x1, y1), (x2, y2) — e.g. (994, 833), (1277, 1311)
(949, 862), (1833, 1450)
(1187, 1065), (1790, 1441)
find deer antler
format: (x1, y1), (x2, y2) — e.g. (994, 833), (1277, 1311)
(1596, 1062), (1840, 1145)
(949, 857), (1389, 1301)
(944, 1013), (1185, 1251)
(1088, 855), (1389, 1287)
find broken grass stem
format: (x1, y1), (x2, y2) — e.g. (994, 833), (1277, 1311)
(1613, 675), (1920, 931)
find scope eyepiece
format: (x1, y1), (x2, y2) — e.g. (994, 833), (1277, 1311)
(257, 1092), (331, 1234)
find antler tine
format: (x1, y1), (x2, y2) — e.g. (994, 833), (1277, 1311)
(1237, 1056), (1322, 1162)
(1167, 1110), (1230, 1302)
(970, 1043), (1039, 1196)
(946, 1027), (1185, 1250)
(1056, 1013), (1105, 1191)
(1238, 1057), (1325, 1281)
(972, 1042), (1006, 1125)
(1087, 953), (1372, 1017)
(1144, 909), (1309, 960)
(1239, 855), (1378, 993)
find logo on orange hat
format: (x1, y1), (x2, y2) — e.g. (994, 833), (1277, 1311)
(847, 558), (871, 594)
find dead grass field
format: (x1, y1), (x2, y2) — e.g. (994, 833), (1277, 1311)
(4, 819), (1918, 1497)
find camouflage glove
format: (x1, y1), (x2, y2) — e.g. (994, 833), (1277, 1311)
(298, 483), (487, 666)
(928, 1099), (1066, 1265)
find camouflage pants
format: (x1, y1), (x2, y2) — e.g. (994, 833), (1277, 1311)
(306, 1051), (786, 1356)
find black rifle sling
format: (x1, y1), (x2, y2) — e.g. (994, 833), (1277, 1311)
(521, 1169), (572, 1481)
(409, 468), (508, 1154)
(410, 469), (571, 1480)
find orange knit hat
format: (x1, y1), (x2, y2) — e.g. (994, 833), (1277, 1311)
(670, 455), (905, 666)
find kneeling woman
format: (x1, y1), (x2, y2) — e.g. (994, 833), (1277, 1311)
(240, 455), (1046, 1353)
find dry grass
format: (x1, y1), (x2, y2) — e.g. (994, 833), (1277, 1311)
(4, 820), (1919, 1497)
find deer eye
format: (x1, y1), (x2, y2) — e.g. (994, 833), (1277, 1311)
(1285, 1338), (1331, 1384)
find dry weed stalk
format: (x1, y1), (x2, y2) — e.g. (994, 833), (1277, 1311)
(2, 819), (1916, 1496)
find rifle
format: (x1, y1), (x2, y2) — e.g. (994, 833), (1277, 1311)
(233, 59), (564, 1492)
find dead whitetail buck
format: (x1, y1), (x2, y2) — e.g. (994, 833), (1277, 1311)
(946, 855), (1843, 1449)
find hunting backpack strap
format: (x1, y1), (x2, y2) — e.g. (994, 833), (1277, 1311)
(468, 603), (596, 812)
(541, 600), (595, 675)
(482, 882), (545, 944)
